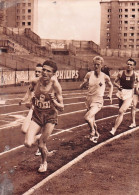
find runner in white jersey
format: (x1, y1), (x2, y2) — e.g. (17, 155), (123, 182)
(80, 56), (113, 143)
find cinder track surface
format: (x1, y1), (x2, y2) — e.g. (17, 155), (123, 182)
(0, 88), (138, 195)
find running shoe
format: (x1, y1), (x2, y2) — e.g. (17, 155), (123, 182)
(129, 123), (136, 128)
(110, 128), (116, 136)
(35, 149), (41, 156)
(38, 162), (47, 173)
(90, 136), (98, 143)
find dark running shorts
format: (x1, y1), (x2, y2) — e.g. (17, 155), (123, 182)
(32, 107), (58, 127)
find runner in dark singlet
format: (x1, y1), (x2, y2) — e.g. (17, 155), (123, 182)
(110, 58), (136, 135)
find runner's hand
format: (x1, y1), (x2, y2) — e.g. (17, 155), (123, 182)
(107, 96), (112, 104)
(48, 93), (55, 101)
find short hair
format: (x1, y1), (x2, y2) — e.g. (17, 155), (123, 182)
(36, 63), (43, 68)
(43, 60), (57, 73)
(127, 58), (136, 66)
(93, 56), (104, 65)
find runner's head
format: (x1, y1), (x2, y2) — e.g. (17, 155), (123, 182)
(42, 60), (57, 82)
(126, 58), (136, 71)
(93, 56), (104, 73)
(35, 63), (43, 77)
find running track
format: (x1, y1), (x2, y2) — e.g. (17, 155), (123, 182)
(0, 88), (138, 195)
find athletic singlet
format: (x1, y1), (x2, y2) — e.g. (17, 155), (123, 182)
(32, 78), (56, 110)
(120, 71), (135, 89)
(87, 71), (106, 97)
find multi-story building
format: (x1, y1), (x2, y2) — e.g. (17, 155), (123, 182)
(100, 0), (139, 50)
(0, 0), (38, 33)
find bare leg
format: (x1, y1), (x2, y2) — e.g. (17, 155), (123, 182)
(84, 105), (101, 142)
(24, 120), (41, 147)
(130, 95), (138, 127)
(110, 98), (132, 135)
(38, 123), (55, 172)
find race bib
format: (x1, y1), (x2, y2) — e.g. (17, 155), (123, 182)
(126, 77), (130, 81)
(34, 98), (51, 109)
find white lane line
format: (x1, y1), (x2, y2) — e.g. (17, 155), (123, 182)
(0, 97), (118, 108)
(0, 110), (133, 156)
(0, 104), (118, 130)
(23, 126), (139, 195)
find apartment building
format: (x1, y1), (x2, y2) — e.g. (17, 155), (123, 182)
(100, 0), (139, 50)
(0, 0), (38, 33)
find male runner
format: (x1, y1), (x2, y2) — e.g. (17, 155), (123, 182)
(80, 56), (113, 143)
(129, 72), (139, 128)
(19, 63), (43, 156)
(110, 58), (138, 135)
(24, 60), (64, 172)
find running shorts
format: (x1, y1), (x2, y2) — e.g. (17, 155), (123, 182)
(32, 107), (58, 127)
(85, 95), (103, 110)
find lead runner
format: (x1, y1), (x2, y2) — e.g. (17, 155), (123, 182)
(24, 60), (64, 172)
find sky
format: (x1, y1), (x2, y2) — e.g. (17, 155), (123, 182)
(38, 0), (101, 44)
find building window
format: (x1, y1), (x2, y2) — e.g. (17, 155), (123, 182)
(107, 33), (110, 36)
(130, 20), (135, 24)
(125, 9), (128, 12)
(132, 9), (135, 12)
(118, 45), (121, 49)
(137, 33), (139, 36)
(28, 22), (31, 25)
(129, 45), (134, 48)
(119, 27), (122, 30)
(130, 33), (134, 36)
(131, 15), (135, 18)
(125, 15), (128, 18)
(28, 15), (31, 20)
(119, 15), (122, 18)
(108, 9), (111, 12)
(136, 45), (139, 49)
(124, 45), (127, 48)
(22, 22), (25, 26)
(22, 16), (25, 20)
(125, 3), (128, 6)
(107, 21), (110, 24)
(16, 22), (19, 26)
(119, 21), (122, 24)
(137, 21), (139, 24)
(108, 15), (110, 18)
(119, 9), (122, 12)
(130, 3), (135, 6)
(17, 16), (20, 20)
(124, 27), (128, 30)
(22, 9), (25, 14)
(124, 21), (128, 24)
(17, 9), (20, 13)
(129, 39), (134, 42)
(124, 33), (127, 37)
(22, 3), (26, 7)
(28, 9), (31, 13)
(28, 3), (31, 7)
(17, 3), (20, 7)
(130, 27), (135, 30)
(124, 39), (127, 42)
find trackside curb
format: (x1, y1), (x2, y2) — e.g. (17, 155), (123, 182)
(22, 126), (139, 195)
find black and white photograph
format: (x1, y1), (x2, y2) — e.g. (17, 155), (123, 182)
(0, 0), (139, 194)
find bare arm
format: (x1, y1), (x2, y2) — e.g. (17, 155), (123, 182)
(105, 75), (113, 104)
(113, 72), (122, 90)
(50, 80), (64, 111)
(19, 79), (37, 105)
(135, 73), (139, 95)
(80, 72), (90, 89)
